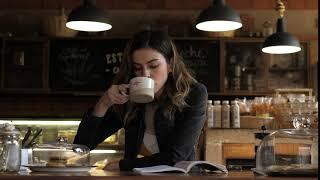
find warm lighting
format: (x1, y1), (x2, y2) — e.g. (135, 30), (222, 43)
(66, 21), (112, 32)
(0, 120), (80, 126)
(91, 149), (117, 154)
(262, 45), (301, 54)
(66, 0), (112, 32)
(196, 0), (242, 32)
(262, 0), (301, 54)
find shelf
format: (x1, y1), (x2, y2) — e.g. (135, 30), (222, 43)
(208, 91), (273, 96)
(0, 89), (104, 96)
(242, 67), (258, 71)
(269, 67), (306, 72)
(5, 64), (42, 70)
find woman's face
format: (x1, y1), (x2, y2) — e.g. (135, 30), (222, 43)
(132, 48), (171, 97)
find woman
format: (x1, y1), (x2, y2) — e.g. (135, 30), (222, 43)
(74, 30), (208, 171)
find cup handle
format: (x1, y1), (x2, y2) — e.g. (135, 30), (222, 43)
(118, 84), (130, 96)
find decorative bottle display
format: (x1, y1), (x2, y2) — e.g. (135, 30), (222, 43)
(206, 100), (214, 128)
(213, 100), (222, 128)
(230, 100), (240, 128)
(221, 100), (230, 128)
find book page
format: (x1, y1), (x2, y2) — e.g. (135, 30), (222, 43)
(133, 165), (187, 174)
(174, 161), (228, 173)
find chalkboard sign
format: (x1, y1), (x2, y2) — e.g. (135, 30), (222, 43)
(175, 40), (220, 92)
(50, 38), (128, 91)
(50, 38), (219, 92)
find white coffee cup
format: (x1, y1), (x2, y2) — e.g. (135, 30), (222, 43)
(129, 77), (154, 103)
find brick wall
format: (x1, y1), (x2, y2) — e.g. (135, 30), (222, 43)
(0, 0), (318, 10)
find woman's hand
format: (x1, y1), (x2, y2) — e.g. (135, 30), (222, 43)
(93, 84), (130, 117)
(103, 160), (120, 171)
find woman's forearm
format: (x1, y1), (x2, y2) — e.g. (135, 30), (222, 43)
(93, 100), (112, 117)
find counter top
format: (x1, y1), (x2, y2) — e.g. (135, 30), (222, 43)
(0, 169), (317, 180)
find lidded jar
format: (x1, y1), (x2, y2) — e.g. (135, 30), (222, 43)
(255, 129), (318, 176)
(31, 137), (90, 167)
(0, 123), (21, 172)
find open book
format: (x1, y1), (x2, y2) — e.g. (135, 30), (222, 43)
(133, 161), (228, 174)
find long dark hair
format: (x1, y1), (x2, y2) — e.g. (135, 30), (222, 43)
(113, 30), (196, 124)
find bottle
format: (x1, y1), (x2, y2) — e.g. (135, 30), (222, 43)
(230, 100), (240, 128)
(213, 100), (222, 128)
(221, 100), (230, 128)
(206, 100), (214, 128)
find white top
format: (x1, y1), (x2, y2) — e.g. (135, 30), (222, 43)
(141, 103), (159, 155)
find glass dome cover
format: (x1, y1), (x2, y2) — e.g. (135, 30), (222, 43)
(255, 129), (318, 176)
(31, 137), (90, 167)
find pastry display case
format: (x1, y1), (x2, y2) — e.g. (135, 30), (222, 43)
(254, 129), (318, 176)
(32, 137), (90, 167)
(0, 118), (124, 166)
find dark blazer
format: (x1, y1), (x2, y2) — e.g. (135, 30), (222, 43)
(74, 82), (208, 171)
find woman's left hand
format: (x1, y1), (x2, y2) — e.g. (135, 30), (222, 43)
(103, 160), (120, 171)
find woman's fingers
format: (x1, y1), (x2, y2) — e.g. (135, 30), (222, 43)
(107, 85), (129, 105)
(118, 84), (130, 96)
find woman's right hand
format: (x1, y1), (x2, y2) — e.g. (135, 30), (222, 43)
(93, 84), (129, 117)
(105, 84), (130, 105)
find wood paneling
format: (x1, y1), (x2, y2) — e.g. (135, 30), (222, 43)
(275, 143), (311, 155)
(223, 143), (255, 160)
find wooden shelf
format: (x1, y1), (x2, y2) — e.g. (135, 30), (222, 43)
(208, 91), (273, 96)
(0, 36), (314, 97)
(269, 67), (306, 72)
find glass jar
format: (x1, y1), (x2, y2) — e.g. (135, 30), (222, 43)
(0, 123), (21, 172)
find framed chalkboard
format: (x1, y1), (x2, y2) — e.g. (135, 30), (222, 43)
(50, 38), (128, 91)
(49, 38), (219, 92)
(175, 39), (220, 92)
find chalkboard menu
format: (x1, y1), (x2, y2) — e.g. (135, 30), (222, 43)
(50, 38), (128, 91)
(175, 40), (219, 92)
(50, 38), (219, 92)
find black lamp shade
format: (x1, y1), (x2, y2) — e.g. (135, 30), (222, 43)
(196, 0), (242, 32)
(66, 2), (112, 32)
(262, 18), (301, 54)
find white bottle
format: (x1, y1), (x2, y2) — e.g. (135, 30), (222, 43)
(230, 100), (240, 128)
(221, 100), (230, 128)
(213, 100), (221, 128)
(311, 136), (318, 166)
(206, 100), (214, 128)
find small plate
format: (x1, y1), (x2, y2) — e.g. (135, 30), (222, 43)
(24, 165), (95, 173)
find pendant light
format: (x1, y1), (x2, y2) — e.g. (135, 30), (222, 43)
(196, 0), (242, 32)
(262, 0), (301, 54)
(66, 0), (112, 32)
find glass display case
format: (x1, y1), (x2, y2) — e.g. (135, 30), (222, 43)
(32, 137), (90, 167)
(254, 129), (318, 176)
(0, 118), (124, 166)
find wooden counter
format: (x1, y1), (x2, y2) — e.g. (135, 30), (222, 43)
(0, 169), (317, 180)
